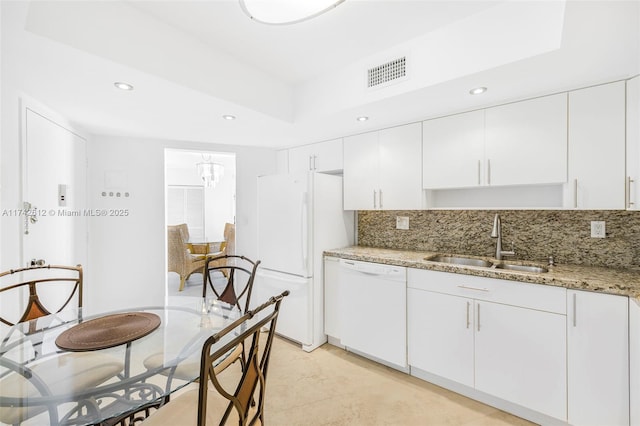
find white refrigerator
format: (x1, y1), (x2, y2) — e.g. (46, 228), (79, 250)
(255, 172), (353, 351)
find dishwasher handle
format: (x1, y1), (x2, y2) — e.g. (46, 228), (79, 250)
(339, 259), (404, 279)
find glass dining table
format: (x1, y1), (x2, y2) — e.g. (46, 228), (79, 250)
(0, 301), (242, 425)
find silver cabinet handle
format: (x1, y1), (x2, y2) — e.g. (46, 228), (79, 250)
(477, 303), (481, 332)
(477, 160), (481, 185)
(574, 179), (578, 209)
(572, 293), (577, 327)
(313, 155), (318, 170)
(466, 301), (471, 329)
(379, 189), (383, 209)
(373, 190), (377, 209)
(487, 159), (491, 185)
(627, 176), (635, 208)
(458, 285), (489, 292)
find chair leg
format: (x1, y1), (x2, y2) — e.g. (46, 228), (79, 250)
(179, 276), (186, 291)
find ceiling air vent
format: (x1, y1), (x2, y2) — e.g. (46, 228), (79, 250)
(367, 57), (407, 88)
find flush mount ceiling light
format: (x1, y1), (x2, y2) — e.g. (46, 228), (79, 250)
(222, 115), (236, 120)
(239, 0), (345, 25)
(114, 82), (134, 91)
(356, 116), (369, 122)
(469, 86), (487, 95)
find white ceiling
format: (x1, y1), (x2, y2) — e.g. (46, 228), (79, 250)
(2, 1), (639, 149)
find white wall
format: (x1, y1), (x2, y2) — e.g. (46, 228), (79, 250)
(87, 136), (276, 313)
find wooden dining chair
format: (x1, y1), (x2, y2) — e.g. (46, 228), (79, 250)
(142, 290), (289, 426)
(0, 264), (124, 425)
(144, 255), (261, 381)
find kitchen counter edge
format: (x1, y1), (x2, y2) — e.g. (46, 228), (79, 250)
(324, 246), (640, 302)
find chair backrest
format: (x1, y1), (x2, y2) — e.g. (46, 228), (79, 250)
(167, 225), (189, 271)
(203, 255), (260, 314)
(0, 265), (83, 327)
(223, 223), (236, 256)
(197, 290), (289, 426)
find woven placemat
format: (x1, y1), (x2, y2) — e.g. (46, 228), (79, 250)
(55, 312), (161, 351)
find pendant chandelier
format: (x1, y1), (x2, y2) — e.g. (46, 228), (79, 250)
(196, 155), (224, 188)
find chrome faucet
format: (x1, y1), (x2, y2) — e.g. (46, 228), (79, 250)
(490, 214), (515, 260)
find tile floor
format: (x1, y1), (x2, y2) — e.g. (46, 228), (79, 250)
(167, 272), (535, 426)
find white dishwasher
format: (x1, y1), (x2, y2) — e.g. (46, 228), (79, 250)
(339, 259), (407, 369)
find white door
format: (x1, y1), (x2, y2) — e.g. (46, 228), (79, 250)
(407, 289), (474, 387)
(22, 106), (88, 306)
(257, 172), (311, 277)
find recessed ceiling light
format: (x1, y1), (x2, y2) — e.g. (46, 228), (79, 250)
(357, 116), (369, 122)
(114, 82), (134, 91)
(222, 115), (236, 121)
(469, 87), (487, 95)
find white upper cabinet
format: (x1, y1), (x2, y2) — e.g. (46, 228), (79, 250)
(484, 93), (568, 186)
(344, 123), (422, 210)
(288, 138), (343, 174)
(423, 110), (485, 189)
(343, 131), (379, 210)
(566, 81), (626, 209)
(423, 94), (568, 191)
(627, 76), (640, 210)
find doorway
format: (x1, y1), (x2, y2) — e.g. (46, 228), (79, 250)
(164, 149), (236, 304)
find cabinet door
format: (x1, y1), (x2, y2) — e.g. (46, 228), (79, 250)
(627, 76), (640, 210)
(423, 110), (485, 189)
(343, 131), (379, 210)
(323, 257), (342, 339)
(378, 123), (423, 209)
(485, 93), (567, 186)
(631, 298), (640, 426)
(475, 300), (567, 421)
(407, 289), (474, 387)
(288, 144), (315, 173)
(313, 138), (343, 173)
(567, 290), (629, 426)
(567, 82), (626, 209)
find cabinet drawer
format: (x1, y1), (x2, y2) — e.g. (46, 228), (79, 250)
(408, 268), (566, 314)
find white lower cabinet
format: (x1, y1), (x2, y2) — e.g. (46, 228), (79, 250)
(407, 289), (474, 387)
(631, 298), (640, 426)
(407, 268), (567, 421)
(474, 300), (566, 420)
(323, 256), (342, 339)
(567, 290), (629, 426)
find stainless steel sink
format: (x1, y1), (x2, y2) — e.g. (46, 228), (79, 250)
(425, 255), (494, 268)
(493, 263), (548, 273)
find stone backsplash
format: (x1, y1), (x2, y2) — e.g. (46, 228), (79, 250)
(357, 210), (640, 271)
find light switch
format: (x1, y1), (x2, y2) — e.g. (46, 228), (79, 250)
(58, 184), (67, 207)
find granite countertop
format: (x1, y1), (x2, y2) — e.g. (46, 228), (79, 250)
(324, 246), (640, 301)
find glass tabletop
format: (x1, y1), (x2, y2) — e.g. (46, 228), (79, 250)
(0, 302), (244, 425)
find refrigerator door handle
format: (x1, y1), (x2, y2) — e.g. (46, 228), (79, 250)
(301, 192), (309, 272)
